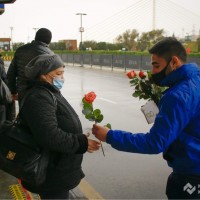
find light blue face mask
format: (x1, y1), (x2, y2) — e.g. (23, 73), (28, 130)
(53, 77), (65, 90)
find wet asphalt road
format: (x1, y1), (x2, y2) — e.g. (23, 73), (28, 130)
(4, 62), (171, 199)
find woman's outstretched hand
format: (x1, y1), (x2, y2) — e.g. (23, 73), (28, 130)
(87, 138), (101, 153)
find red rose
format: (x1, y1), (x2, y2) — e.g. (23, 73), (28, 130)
(126, 70), (136, 79)
(139, 71), (146, 78)
(84, 92), (97, 104)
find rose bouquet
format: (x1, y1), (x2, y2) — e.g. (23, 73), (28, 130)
(127, 70), (166, 105)
(127, 70), (167, 124)
(82, 91), (111, 156)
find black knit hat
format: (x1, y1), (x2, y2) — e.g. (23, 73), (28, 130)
(25, 54), (65, 80)
(35, 28), (52, 44)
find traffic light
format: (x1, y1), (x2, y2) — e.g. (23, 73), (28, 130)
(0, 0), (16, 3)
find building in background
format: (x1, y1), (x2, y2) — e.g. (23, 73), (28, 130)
(59, 40), (77, 50)
(0, 38), (11, 51)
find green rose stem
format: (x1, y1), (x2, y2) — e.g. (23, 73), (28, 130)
(101, 144), (105, 157)
(95, 121), (105, 157)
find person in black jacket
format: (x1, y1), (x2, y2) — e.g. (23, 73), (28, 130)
(21, 54), (101, 199)
(0, 52), (15, 121)
(7, 28), (54, 104)
(0, 54), (7, 82)
(0, 53), (8, 121)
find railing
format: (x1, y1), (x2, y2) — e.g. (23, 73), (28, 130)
(59, 53), (200, 71)
(4, 54), (200, 71)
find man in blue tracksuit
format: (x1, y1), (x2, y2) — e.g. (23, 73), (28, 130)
(92, 37), (200, 199)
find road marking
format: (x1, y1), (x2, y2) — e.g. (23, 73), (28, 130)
(79, 179), (104, 200)
(98, 97), (117, 104)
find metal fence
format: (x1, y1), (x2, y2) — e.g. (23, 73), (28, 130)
(59, 53), (200, 71)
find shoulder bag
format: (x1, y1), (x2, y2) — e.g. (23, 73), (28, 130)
(0, 87), (56, 186)
(0, 77), (12, 104)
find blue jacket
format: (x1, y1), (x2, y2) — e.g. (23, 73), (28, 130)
(107, 63), (200, 174)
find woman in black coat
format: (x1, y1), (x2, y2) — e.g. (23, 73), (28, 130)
(20, 54), (100, 199)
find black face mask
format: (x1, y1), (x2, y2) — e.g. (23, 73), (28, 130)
(151, 60), (171, 86)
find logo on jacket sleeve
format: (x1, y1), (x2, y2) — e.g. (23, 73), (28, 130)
(183, 183), (196, 195)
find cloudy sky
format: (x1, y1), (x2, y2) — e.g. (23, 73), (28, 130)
(0, 0), (200, 44)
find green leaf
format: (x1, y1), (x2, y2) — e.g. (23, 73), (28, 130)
(135, 84), (139, 90)
(140, 94), (150, 99)
(139, 81), (149, 92)
(93, 109), (101, 117)
(130, 78), (139, 84)
(147, 71), (152, 79)
(132, 91), (141, 97)
(83, 103), (93, 112)
(95, 114), (104, 123)
(82, 107), (92, 115)
(85, 113), (95, 122)
(105, 123), (112, 129)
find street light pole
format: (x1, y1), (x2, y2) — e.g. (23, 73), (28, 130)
(10, 26), (14, 51)
(76, 13), (87, 51)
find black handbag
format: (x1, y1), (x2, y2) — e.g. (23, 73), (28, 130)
(0, 78), (12, 104)
(0, 87), (55, 186)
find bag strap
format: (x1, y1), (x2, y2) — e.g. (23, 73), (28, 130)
(16, 86), (57, 122)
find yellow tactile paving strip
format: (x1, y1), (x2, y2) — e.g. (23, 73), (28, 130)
(2, 56), (13, 61)
(9, 184), (26, 200)
(9, 180), (40, 200)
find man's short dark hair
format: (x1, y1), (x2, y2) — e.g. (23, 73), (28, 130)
(35, 28), (52, 45)
(149, 37), (187, 62)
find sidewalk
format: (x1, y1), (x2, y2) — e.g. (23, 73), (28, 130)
(0, 170), (87, 200)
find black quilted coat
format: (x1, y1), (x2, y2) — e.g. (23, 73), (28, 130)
(7, 41), (53, 101)
(21, 81), (88, 193)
